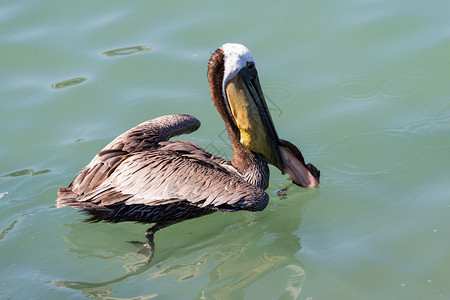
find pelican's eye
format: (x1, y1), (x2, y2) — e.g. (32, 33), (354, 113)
(247, 62), (255, 71)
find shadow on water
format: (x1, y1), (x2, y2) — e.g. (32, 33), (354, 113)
(53, 190), (314, 299)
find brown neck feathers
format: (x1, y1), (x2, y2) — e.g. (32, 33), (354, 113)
(207, 48), (257, 173)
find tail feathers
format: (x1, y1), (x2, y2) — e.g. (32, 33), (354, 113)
(57, 187), (113, 222)
(56, 187), (81, 208)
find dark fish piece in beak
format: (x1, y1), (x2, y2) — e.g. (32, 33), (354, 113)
(278, 139), (320, 188)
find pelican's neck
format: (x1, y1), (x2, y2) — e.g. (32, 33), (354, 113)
(207, 46), (270, 189)
(232, 148), (270, 189)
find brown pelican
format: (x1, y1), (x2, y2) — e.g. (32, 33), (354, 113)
(57, 43), (320, 253)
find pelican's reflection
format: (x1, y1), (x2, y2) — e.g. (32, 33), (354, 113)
(54, 189), (315, 299)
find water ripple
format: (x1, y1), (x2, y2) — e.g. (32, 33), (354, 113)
(400, 53), (450, 98)
(322, 100), (449, 186)
(401, 54), (442, 76)
(330, 52), (450, 102)
(321, 130), (418, 179)
(379, 73), (424, 98)
(434, 101), (450, 119)
(102, 46), (151, 57)
(330, 76), (379, 101)
(263, 83), (299, 117)
(0, 217), (21, 241)
(330, 73), (426, 101)
(399, 118), (450, 150)
(51, 77), (87, 89)
(1, 169), (51, 178)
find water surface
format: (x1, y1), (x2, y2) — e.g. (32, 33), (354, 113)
(1, 0), (449, 299)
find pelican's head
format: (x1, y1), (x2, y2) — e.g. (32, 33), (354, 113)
(208, 43), (320, 188)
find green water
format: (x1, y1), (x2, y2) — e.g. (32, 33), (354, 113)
(1, 0), (449, 299)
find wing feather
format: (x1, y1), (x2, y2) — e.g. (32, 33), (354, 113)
(75, 148), (268, 211)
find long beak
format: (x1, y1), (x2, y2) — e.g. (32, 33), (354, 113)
(225, 67), (320, 188)
(225, 67), (283, 168)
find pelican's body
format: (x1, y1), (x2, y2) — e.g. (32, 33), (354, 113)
(57, 44), (319, 249)
(58, 114), (271, 223)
